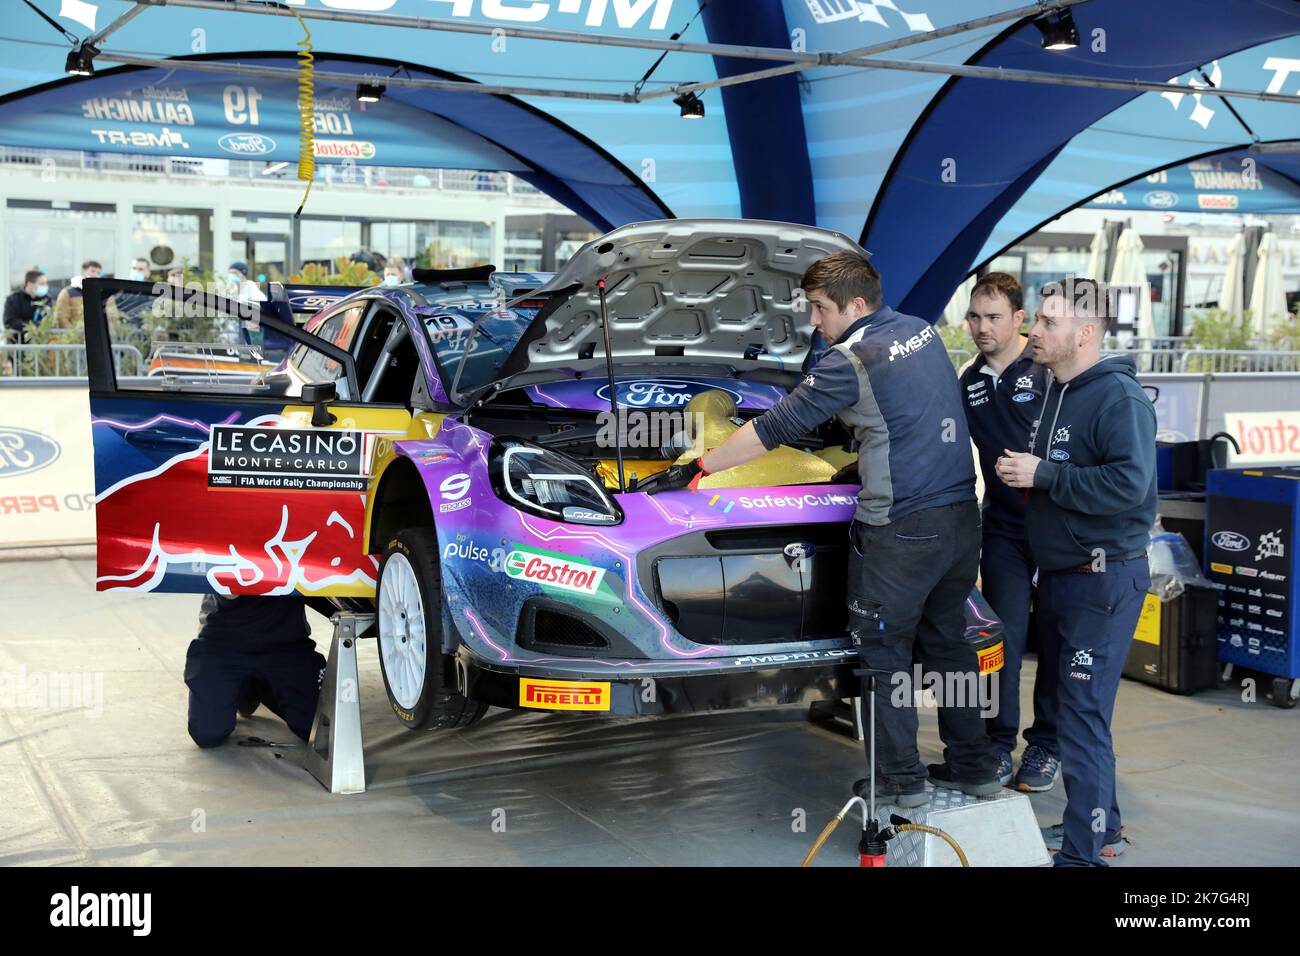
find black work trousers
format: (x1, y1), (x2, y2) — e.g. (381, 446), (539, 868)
(848, 501), (997, 788)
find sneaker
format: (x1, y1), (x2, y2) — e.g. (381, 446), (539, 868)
(236, 677), (262, 718)
(995, 751), (1014, 786)
(926, 762), (1003, 798)
(1014, 745), (1061, 793)
(852, 776), (930, 809)
(1041, 823), (1127, 858)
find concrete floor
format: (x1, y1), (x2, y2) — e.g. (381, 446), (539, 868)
(2, 552), (1297, 866)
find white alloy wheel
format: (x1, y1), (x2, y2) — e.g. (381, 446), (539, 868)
(378, 550), (427, 711)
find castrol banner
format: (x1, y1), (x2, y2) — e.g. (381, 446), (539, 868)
(0, 386), (96, 547)
(1224, 410), (1300, 466)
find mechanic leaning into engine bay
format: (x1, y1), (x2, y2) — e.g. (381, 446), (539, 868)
(650, 250), (1002, 805)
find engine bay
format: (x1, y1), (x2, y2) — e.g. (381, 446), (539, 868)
(466, 382), (860, 492)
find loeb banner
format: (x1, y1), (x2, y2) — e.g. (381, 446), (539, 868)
(0, 386), (96, 548)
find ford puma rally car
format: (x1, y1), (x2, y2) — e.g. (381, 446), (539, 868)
(84, 219), (1003, 731)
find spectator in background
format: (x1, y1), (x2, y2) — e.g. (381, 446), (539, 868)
(52, 260), (103, 329)
(382, 261), (405, 286)
(224, 261), (267, 304)
(4, 269), (51, 343)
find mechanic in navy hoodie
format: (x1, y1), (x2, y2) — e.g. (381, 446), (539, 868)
(996, 278), (1156, 866)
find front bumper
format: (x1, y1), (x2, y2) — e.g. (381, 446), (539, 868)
(457, 649), (861, 716)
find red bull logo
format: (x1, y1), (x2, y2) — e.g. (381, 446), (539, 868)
(96, 453), (377, 596)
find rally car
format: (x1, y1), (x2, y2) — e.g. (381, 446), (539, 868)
(82, 219), (1003, 730)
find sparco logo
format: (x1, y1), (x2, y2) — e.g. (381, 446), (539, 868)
(505, 548), (606, 594)
(887, 325), (935, 361)
(0, 427), (61, 477)
(218, 132), (276, 155)
(1212, 531), (1250, 552)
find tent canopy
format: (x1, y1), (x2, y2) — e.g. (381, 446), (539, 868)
(0, 0), (1297, 308)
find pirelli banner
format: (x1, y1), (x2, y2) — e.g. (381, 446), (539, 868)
(0, 384), (97, 548)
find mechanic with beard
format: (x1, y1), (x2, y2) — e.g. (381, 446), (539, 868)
(996, 278), (1155, 866)
(958, 272), (1060, 793)
(184, 596), (326, 748)
(651, 250), (1001, 806)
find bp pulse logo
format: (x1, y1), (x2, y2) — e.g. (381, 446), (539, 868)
(218, 133), (276, 156)
(0, 428), (61, 478)
(595, 380), (742, 408)
(1212, 531), (1251, 553)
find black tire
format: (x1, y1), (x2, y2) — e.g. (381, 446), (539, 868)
(376, 529), (486, 731)
(1271, 677), (1298, 710)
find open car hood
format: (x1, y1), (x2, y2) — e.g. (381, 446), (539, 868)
(498, 219), (868, 382)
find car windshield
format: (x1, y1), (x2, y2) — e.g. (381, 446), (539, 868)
(426, 305), (541, 399)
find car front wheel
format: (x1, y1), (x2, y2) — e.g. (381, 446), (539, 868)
(376, 529), (486, 730)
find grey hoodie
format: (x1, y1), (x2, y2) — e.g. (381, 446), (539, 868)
(1024, 355), (1157, 572)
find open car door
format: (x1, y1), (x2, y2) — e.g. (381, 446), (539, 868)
(82, 278), (411, 598)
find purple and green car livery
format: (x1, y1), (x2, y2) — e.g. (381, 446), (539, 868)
(83, 219), (1003, 730)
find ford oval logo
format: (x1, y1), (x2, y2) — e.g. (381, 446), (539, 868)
(218, 132), (277, 156)
(1049, 448), (1070, 461)
(1212, 531), (1250, 552)
(1143, 190), (1178, 209)
(0, 427), (61, 477)
(595, 380), (744, 408)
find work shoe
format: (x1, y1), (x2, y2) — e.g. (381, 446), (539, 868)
(926, 762), (1003, 798)
(1041, 823), (1127, 858)
(1014, 745), (1061, 792)
(995, 751), (1014, 786)
(236, 677), (262, 718)
(852, 776), (929, 809)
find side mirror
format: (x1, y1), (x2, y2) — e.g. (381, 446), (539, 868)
(301, 381), (337, 427)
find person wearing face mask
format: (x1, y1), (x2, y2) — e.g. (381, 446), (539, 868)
(4, 269), (52, 343)
(381, 262), (404, 287)
(224, 261), (267, 304)
(52, 260), (102, 329)
(129, 257), (152, 283)
(649, 250), (1000, 808)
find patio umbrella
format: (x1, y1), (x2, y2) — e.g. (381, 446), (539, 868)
(941, 273), (977, 328)
(1217, 232), (1246, 318)
(1248, 231), (1290, 340)
(1108, 227), (1155, 341)
(1084, 225), (1110, 281)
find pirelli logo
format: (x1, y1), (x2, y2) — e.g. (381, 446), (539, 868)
(977, 641), (1005, 675)
(1210, 562), (1234, 575)
(519, 678), (611, 711)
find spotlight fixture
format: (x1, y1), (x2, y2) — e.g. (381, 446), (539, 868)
(356, 82), (386, 103)
(1034, 8), (1079, 51)
(65, 43), (99, 77)
(673, 90), (705, 119)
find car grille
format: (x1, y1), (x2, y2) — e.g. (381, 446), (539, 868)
(641, 524), (850, 646)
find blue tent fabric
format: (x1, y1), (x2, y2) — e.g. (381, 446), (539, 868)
(862, 0), (1300, 320)
(700, 0), (815, 224)
(0, 0), (1298, 288)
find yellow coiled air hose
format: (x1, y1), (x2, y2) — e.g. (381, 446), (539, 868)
(290, 9), (315, 217)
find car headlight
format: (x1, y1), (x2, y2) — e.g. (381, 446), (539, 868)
(490, 439), (622, 526)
